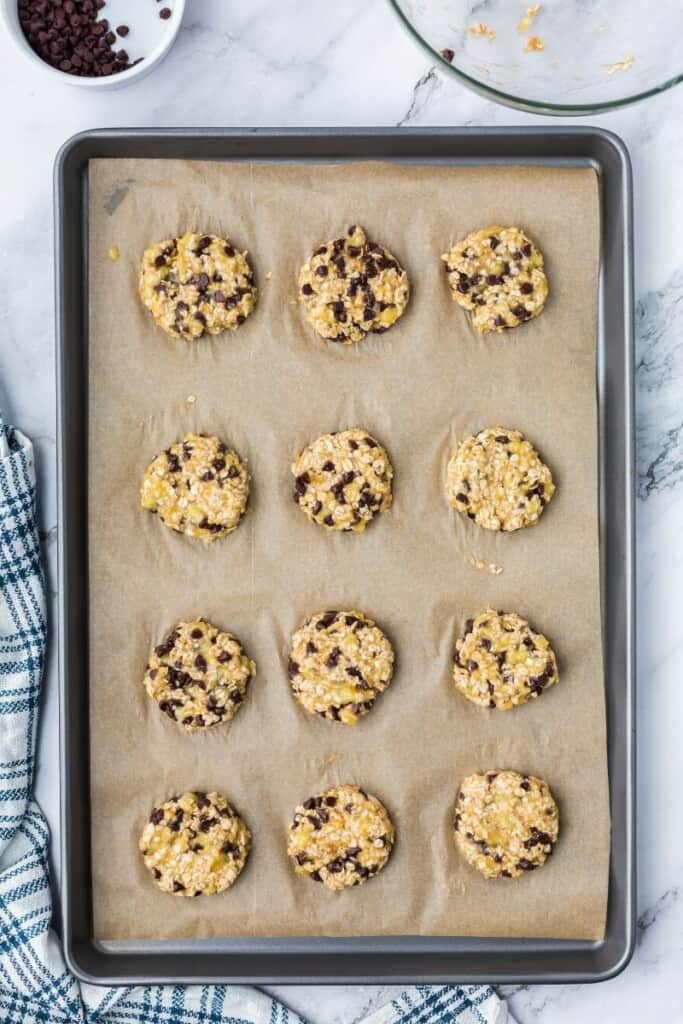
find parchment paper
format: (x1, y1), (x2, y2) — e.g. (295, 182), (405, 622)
(88, 158), (608, 941)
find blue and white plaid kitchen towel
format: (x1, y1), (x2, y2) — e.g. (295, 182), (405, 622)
(0, 416), (509, 1024)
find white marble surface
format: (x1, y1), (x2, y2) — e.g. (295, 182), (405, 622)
(1, 2), (681, 1021)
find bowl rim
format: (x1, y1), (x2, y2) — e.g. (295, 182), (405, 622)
(1, 0), (186, 88)
(387, 0), (683, 115)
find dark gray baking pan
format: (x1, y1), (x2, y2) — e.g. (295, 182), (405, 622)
(55, 127), (635, 985)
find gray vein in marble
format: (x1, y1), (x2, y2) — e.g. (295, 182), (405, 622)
(635, 270), (683, 499)
(636, 272), (683, 393)
(637, 886), (680, 935)
(398, 67), (441, 126)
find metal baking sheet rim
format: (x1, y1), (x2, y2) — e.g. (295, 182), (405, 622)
(55, 127), (635, 985)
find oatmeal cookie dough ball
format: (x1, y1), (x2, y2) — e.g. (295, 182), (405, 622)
(144, 618), (256, 730)
(442, 225), (548, 333)
(453, 610), (558, 710)
(139, 232), (257, 339)
(454, 770), (559, 879)
(446, 427), (555, 532)
(291, 428), (393, 533)
(139, 790), (251, 896)
(140, 433), (249, 542)
(287, 784), (395, 890)
(288, 609), (394, 724)
(298, 224), (410, 343)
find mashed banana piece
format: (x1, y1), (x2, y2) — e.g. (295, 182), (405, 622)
(139, 232), (257, 339)
(144, 618), (255, 731)
(298, 224), (409, 343)
(288, 609), (394, 724)
(446, 426), (555, 532)
(141, 433), (249, 542)
(442, 225), (547, 333)
(453, 610), (558, 709)
(139, 790), (251, 896)
(292, 428), (393, 532)
(287, 784), (395, 891)
(454, 769), (559, 879)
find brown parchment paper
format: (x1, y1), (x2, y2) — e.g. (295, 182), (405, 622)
(87, 158), (609, 942)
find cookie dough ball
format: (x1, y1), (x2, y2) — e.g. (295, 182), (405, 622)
(454, 770), (559, 879)
(292, 428), (393, 533)
(298, 224), (410, 343)
(453, 610), (558, 710)
(141, 433), (249, 542)
(442, 225), (548, 333)
(287, 784), (395, 890)
(139, 790), (251, 896)
(144, 618), (256, 731)
(446, 427), (555, 532)
(139, 232), (257, 339)
(288, 610), (394, 724)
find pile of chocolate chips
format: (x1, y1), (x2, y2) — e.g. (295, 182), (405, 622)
(18, 0), (138, 77)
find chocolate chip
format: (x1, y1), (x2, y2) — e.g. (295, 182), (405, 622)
(518, 858), (537, 871)
(301, 282), (313, 295)
(495, 434), (509, 444)
(217, 650), (232, 663)
(288, 658), (299, 678)
(194, 654), (207, 672)
(455, 492), (469, 504)
(325, 647), (341, 668)
(159, 7), (171, 19)
(294, 472), (309, 495)
(489, 236), (500, 249)
(520, 282), (533, 294)
(317, 611), (338, 629)
(440, 47), (455, 61)
(311, 500), (322, 515)
(316, 264), (328, 277)
(310, 871), (322, 882)
(150, 808), (164, 825)
(116, 25), (129, 37)
(321, 460), (335, 472)
(522, 243), (532, 257)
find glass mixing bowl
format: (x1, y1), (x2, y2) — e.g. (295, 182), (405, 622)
(389, 0), (683, 114)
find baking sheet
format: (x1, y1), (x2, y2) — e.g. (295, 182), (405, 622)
(88, 158), (608, 941)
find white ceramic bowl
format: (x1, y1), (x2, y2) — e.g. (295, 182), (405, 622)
(1, 0), (185, 89)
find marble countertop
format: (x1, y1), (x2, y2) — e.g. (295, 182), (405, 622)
(1, 2), (681, 1021)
